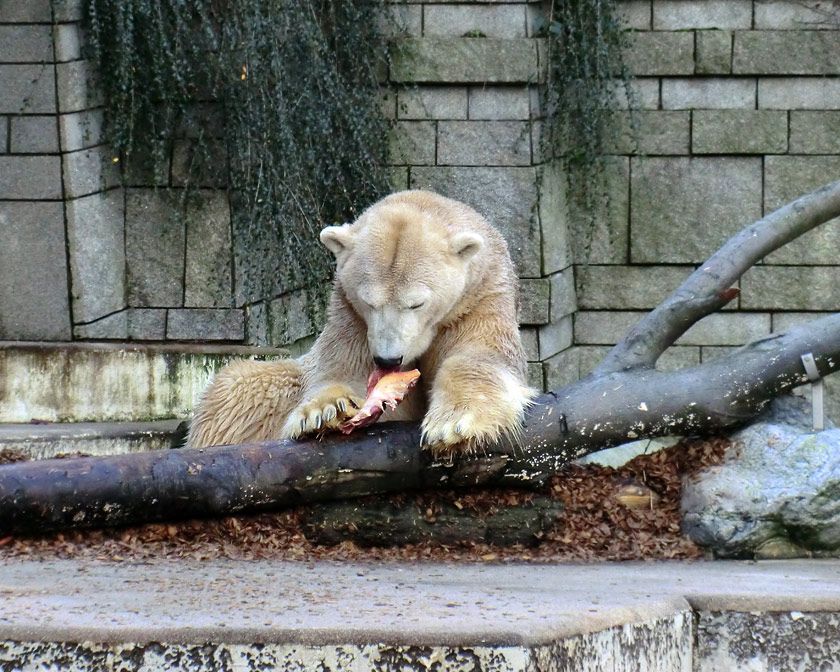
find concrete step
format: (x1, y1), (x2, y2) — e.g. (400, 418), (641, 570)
(1, 559), (839, 671)
(0, 341), (286, 423)
(0, 420), (184, 460)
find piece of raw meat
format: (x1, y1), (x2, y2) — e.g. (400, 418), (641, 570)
(340, 369), (420, 434)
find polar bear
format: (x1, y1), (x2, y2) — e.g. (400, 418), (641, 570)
(187, 190), (536, 458)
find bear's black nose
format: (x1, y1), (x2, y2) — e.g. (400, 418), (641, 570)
(373, 356), (403, 370)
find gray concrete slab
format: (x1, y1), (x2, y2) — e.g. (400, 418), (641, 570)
(0, 420), (181, 458)
(1, 559), (839, 648)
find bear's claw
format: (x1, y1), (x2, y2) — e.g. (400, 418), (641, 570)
(283, 384), (364, 439)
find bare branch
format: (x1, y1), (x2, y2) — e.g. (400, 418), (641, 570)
(594, 179), (840, 375)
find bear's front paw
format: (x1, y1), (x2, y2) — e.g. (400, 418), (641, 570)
(420, 409), (491, 461)
(282, 384), (364, 439)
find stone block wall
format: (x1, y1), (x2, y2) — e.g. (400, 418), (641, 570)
(561, 0), (840, 406)
(1, 0), (839, 400)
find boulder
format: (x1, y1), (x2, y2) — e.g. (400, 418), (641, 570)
(681, 395), (840, 559)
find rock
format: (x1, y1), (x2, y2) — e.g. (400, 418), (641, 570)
(681, 395), (840, 559)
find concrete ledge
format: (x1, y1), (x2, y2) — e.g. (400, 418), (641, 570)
(0, 342), (288, 423)
(0, 420), (181, 459)
(1, 560), (839, 670)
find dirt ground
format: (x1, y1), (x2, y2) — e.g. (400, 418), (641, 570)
(0, 437), (731, 563)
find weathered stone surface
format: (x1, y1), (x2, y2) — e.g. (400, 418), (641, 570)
(790, 111), (840, 153)
(611, 78), (661, 110)
(682, 396), (840, 558)
(382, 4), (421, 36)
(53, 0), (83, 21)
(537, 161), (571, 274)
(604, 111), (690, 155)
(0, 155), (61, 199)
(755, 0), (840, 29)
(411, 166), (540, 276)
(662, 78), (756, 109)
(66, 190), (126, 323)
(185, 192), (232, 308)
(390, 167), (409, 191)
(734, 30), (840, 74)
(575, 311), (769, 347)
(654, 0), (752, 29)
(423, 4), (527, 38)
(622, 31), (694, 76)
(696, 30), (733, 75)
(56, 60), (103, 113)
(0, 341), (286, 422)
(0, 117), (7, 152)
(389, 120), (435, 166)
(63, 145), (121, 198)
(127, 309), (167, 340)
(268, 289), (319, 345)
(677, 312), (770, 345)
(618, 1), (652, 30)
(526, 362), (543, 390)
(519, 278), (550, 325)
(549, 267), (576, 320)
(0, 641), (112, 672)
(630, 157), (762, 263)
(397, 86), (467, 120)
(0, 64), (56, 113)
(763, 155), (840, 264)
(759, 76), (840, 109)
(167, 309), (245, 341)
(570, 157), (629, 265)
(9, 115), (59, 153)
(59, 108), (104, 152)
(544, 346), (580, 390)
(391, 38), (541, 84)
(125, 189), (185, 307)
(538, 315), (573, 360)
(520, 326), (539, 361)
(741, 266), (840, 310)
(772, 311), (834, 334)
(574, 311), (643, 345)
(0, 0), (51, 21)
(244, 301), (269, 346)
(0, 202), (71, 340)
(0, 25), (53, 62)
(696, 611), (840, 672)
(53, 23), (82, 62)
(576, 265), (692, 310)
(577, 344), (700, 375)
(437, 121), (531, 166)
(692, 110), (787, 154)
(468, 85), (532, 120)
(74, 311), (128, 340)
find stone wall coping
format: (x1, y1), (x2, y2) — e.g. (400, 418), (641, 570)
(0, 341), (289, 357)
(0, 558), (839, 647)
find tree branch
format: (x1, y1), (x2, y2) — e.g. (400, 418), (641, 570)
(594, 178), (840, 375)
(1, 313), (838, 534)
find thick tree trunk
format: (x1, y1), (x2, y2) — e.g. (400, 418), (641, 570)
(2, 180), (840, 535)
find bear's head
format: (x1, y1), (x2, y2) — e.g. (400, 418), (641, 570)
(320, 194), (484, 369)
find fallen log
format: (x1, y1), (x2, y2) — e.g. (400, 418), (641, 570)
(2, 180), (840, 535)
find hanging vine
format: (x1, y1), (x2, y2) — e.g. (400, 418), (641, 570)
(83, 0), (394, 314)
(537, 0), (633, 264)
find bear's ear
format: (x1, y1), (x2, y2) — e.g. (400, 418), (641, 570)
(320, 224), (355, 258)
(450, 231), (483, 261)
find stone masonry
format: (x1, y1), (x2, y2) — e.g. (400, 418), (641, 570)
(561, 0), (840, 412)
(1, 0), (839, 400)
